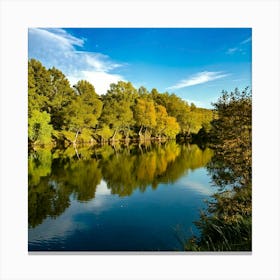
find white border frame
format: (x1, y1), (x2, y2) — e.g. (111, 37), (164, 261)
(1, 0), (280, 279)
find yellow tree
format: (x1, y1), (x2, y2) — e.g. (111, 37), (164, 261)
(154, 105), (180, 139)
(133, 98), (156, 140)
(164, 116), (180, 139)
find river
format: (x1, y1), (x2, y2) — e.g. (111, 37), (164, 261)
(28, 142), (214, 251)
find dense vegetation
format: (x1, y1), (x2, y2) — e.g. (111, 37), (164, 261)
(185, 88), (252, 251)
(28, 59), (213, 146)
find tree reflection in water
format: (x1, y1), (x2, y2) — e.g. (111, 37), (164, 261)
(28, 142), (213, 228)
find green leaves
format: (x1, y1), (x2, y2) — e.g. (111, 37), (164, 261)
(99, 81), (136, 140)
(133, 98), (156, 130)
(28, 110), (53, 145)
(185, 87), (252, 251)
(28, 59), (214, 146)
(63, 80), (102, 134)
(209, 87), (252, 189)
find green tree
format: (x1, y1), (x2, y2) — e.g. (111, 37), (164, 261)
(28, 110), (53, 145)
(138, 86), (150, 97)
(63, 80), (103, 143)
(28, 59), (216, 145)
(185, 88), (252, 251)
(28, 59), (51, 115)
(209, 87), (252, 188)
(48, 67), (75, 130)
(99, 81), (137, 141)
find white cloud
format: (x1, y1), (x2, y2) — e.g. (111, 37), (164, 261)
(182, 180), (213, 196)
(29, 28), (84, 50)
(226, 36), (252, 55)
(226, 47), (238, 54)
(68, 71), (125, 95)
(95, 180), (111, 196)
(167, 71), (229, 90)
(28, 28), (125, 94)
(83, 52), (123, 72)
(240, 36), (252, 44)
(28, 180), (115, 242)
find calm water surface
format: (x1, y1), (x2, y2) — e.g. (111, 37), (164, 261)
(28, 142), (214, 251)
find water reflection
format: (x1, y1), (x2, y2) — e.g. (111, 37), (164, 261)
(28, 142), (213, 228)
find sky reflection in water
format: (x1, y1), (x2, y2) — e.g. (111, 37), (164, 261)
(28, 143), (214, 251)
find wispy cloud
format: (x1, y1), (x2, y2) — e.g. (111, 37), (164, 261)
(226, 47), (239, 54)
(29, 28), (84, 50)
(28, 28), (126, 94)
(240, 36), (252, 45)
(182, 180), (213, 196)
(226, 36), (252, 55)
(166, 71), (229, 90)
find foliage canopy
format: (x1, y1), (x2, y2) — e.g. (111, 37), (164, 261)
(28, 59), (213, 146)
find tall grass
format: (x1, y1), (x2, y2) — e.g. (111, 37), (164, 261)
(185, 183), (251, 251)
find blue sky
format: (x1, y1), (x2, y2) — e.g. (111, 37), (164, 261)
(28, 28), (251, 108)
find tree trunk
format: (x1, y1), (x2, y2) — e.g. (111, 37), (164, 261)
(138, 125), (144, 141)
(74, 144), (80, 159)
(110, 129), (118, 142)
(125, 132), (129, 143)
(73, 128), (80, 145)
(138, 125), (143, 135)
(125, 127), (130, 143)
(186, 127), (191, 138)
(138, 143), (143, 154)
(73, 129), (80, 159)
(144, 127), (148, 141)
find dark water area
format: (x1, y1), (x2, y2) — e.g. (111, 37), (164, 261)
(28, 142), (214, 251)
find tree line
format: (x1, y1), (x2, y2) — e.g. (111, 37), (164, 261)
(28, 59), (213, 146)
